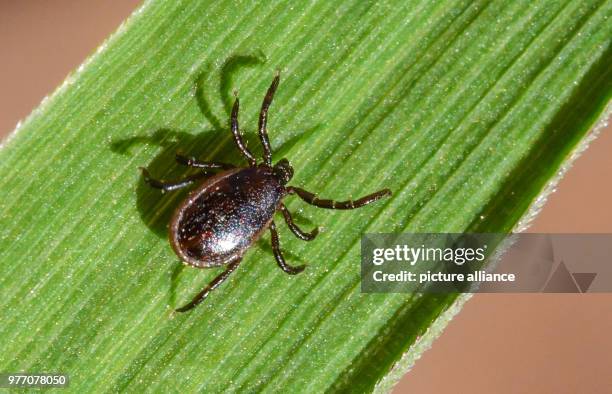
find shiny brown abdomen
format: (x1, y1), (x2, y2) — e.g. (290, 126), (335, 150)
(169, 166), (285, 267)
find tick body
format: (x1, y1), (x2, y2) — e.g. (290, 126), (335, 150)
(141, 73), (391, 312)
(170, 167), (284, 268)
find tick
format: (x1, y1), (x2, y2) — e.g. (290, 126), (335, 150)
(141, 73), (391, 312)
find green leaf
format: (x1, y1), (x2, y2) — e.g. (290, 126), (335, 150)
(0, 0), (610, 392)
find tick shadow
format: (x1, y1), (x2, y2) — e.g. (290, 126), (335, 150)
(197, 52), (270, 129)
(111, 50), (320, 239)
(112, 127), (241, 238)
(111, 52), (268, 238)
(195, 52), (267, 130)
(112, 122), (319, 240)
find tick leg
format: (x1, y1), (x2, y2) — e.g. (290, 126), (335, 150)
(258, 72), (280, 165)
(175, 152), (234, 170)
(175, 257), (242, 312)
(270, 221), (305, 274)
(140, 167), (209, 193)
(286, 186), (392, 209)
(279, 204), (318, 241)
(230, 95), (258, 166)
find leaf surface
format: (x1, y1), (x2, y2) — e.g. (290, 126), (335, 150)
(0, 0), (610, 392)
